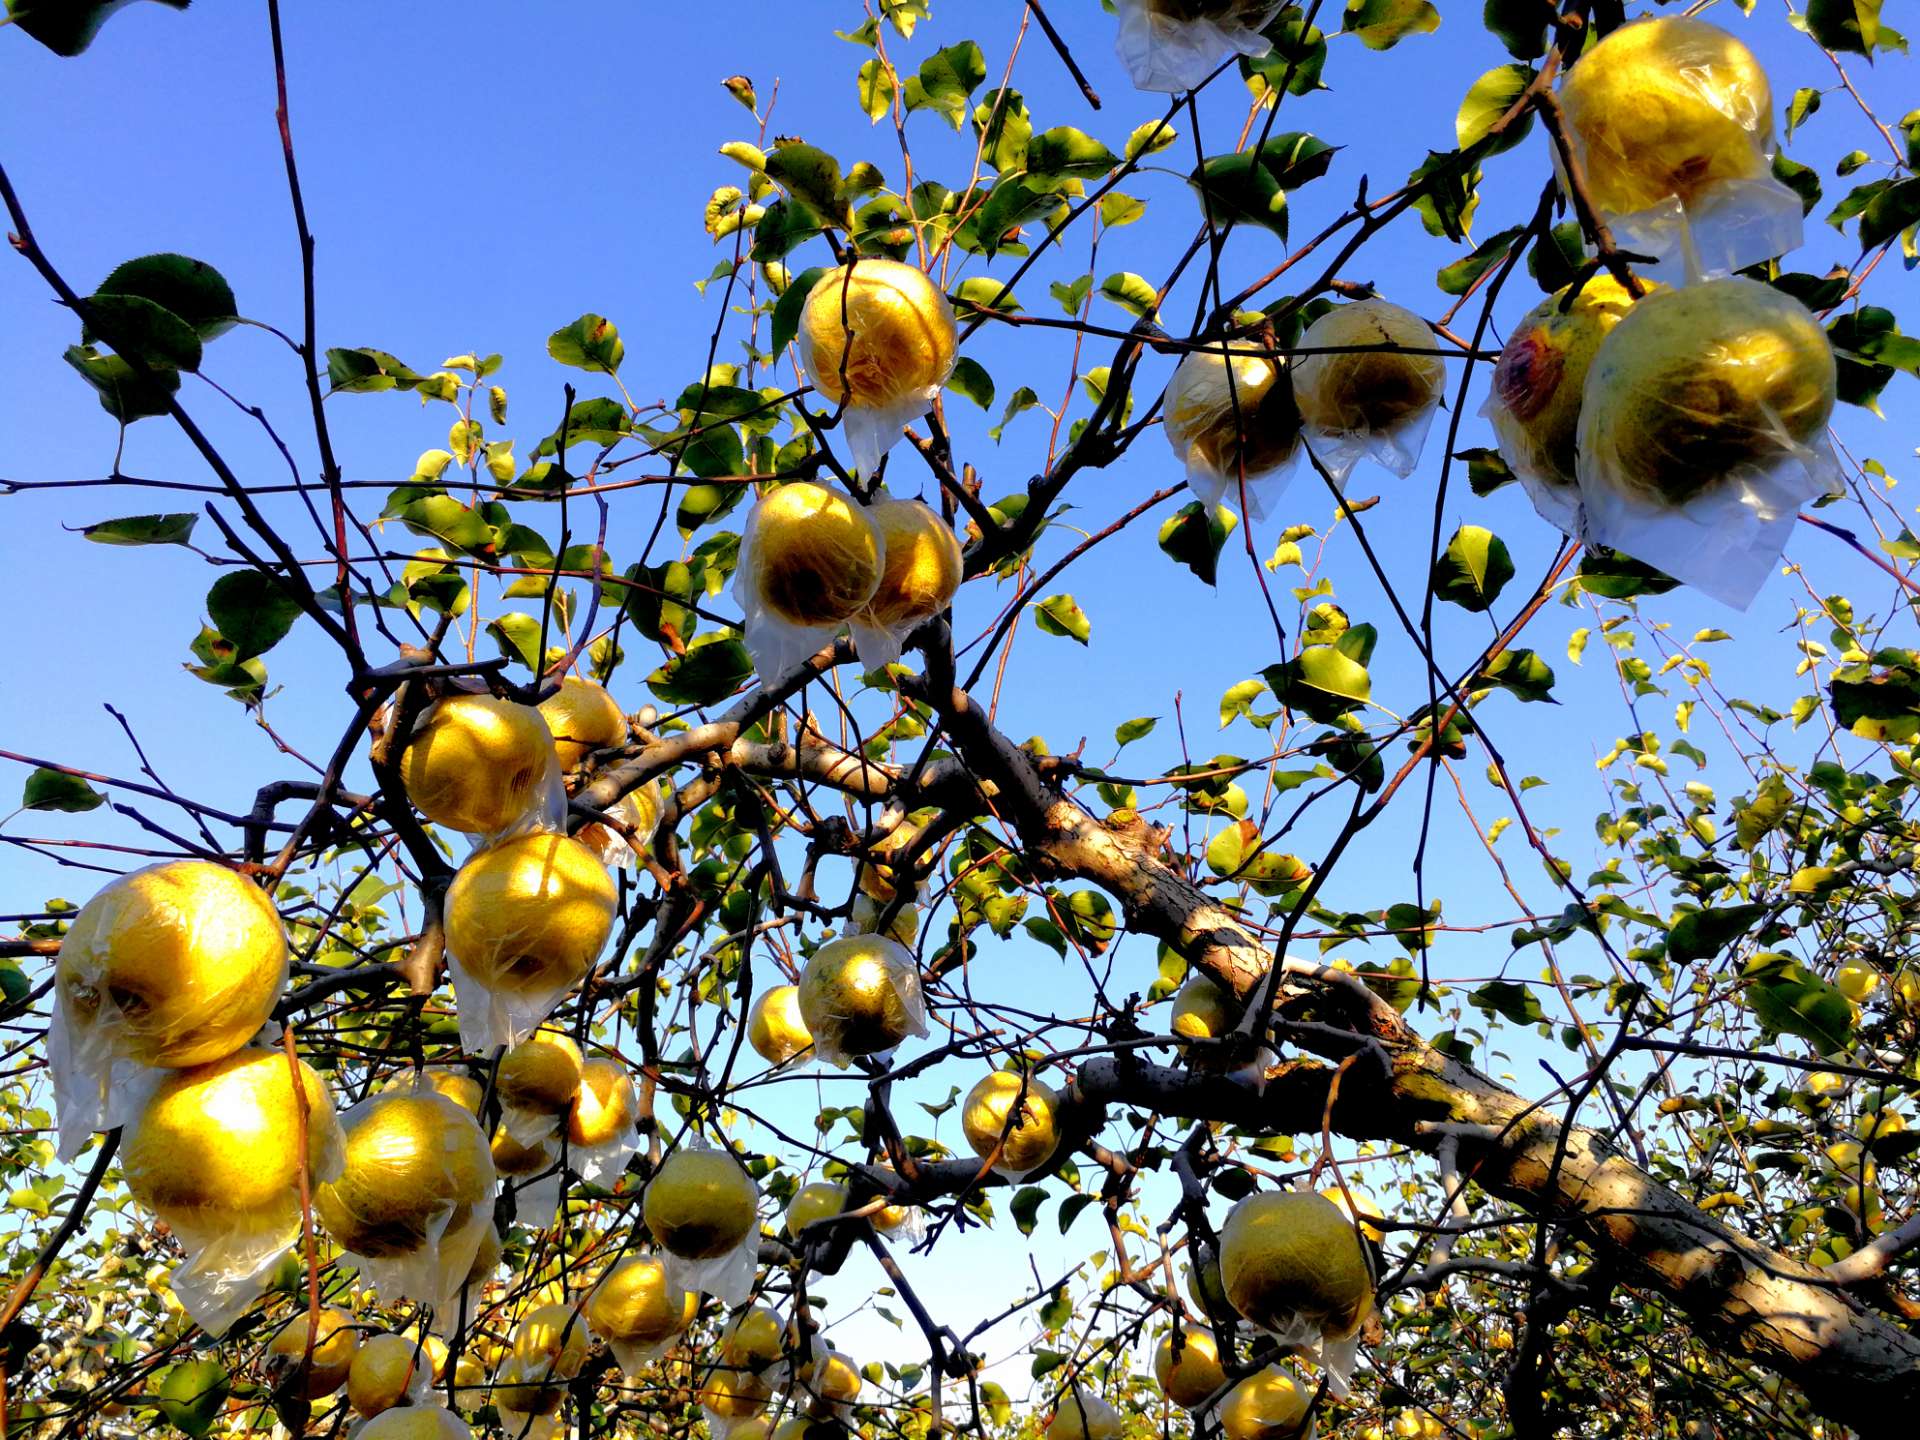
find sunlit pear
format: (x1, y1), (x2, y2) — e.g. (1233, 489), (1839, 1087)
(316, 1090), (493, 1258)
(747, 985), (814, 1066)
(744, 482), (883, 628)
(1823, 1140), (1872, 1181)
(859, 498), (963, 632)
(1220, 1190), (1373, 1339)
(58, 860), (287, 1067)
(785, 1181), (848, 1239)
(1859, 1109), (1907, 1141)
(719, 1306), (785, 1371)
(515, 1302), (590, 1380)
(961, 1071), (1062, 1173)
(1219, 1364), (1312, 1440)
(1321, 1183), (1387, 1244)
(644, 1148), (759, 1259)
(808, 1349), (861, 1406)
(1895, 972), (1920, 1009)
(347, 1333), (431, 1418)
(265, 1305), (359, 1398)
(449, 1353), (488, 1411)
(357, 1410), (473, 1440)
(567, 1057), (637, 1147)
(422, 1070), (484, 1116)
(1045, 1388), (1123, 1440)
(1164, 339), (1299, 480)
(799, 259), (957, 412)
(498, 1029), (585, 1115)
(1579, 278), (1834, 506)
(1836, 960), (1880, 1004)
(1391, 1413), (1423, 1439)
(464, 1222), (504, 1289)
(585, 1255), (696, 1346)
(1558, 16), (1773, 217)
(1292, 299), (1444, 439)
(491, 1127), (557, 1178)
(1152, 1327), (1226, 1409)
(847, 892), (920, 947)
(122, 1049), (339, 1236)
(491, 1354), (566, 1420)
(1170, 973), (1234, 1043)
(444, 832), (617, 997)
(856, 821), (923, 904)
(1489, 1328), (1514, 1351)
(1806, 1068), (1848, 1098)
(538, 675), (628, 769)
(1489, 276), (1651, 491)
(796, 934), (921, 1060)
(401, 693), (555, 835)
(697, 1364), (773, 1419)
(1185, 1252), (1230, 1317)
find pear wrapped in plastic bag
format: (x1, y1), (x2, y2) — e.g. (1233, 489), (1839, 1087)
(849, 495), (964, 667)
(1113, 0), (1284, 94)
(1558, 16), (1802, 281)
(798, 259), (958, 475)
(1575, 276), (1838, 608)
(577, 776), (668, 871)
(51, 859), (289, 1160)
(732, 481), (883, 683)
(644, 1145), (762, 1306)
(120, 1047), (342, 1336)
(961, 1071), (1063, 1181)
(400, 691), (567, 843)
(1219, 1188), (1375, 1396)
(1165, 339), (1301, 520)
(565, 1056), (642, 1191)
(795, 934), (928, 1068)
(584, 1254), (699, 1376)
(1291, 299), (1444, 485)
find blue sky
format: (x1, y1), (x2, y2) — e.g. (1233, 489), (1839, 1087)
(3, 0), (1917, 1406)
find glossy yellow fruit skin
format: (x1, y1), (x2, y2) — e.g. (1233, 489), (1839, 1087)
(1220, 1190), (1373, 1340)
(423, 1071), (484, 1115)
(347, 1333), (431, 1417)
(491, 1128), (557, 1177)
(698, 1365), (773, 1419)
(586, 1256), (696, 1345)
(1489, 276), (1649, 490)
(1579, 277), (1835, 506)
(720, 1306), (785, 1370)
(491, 1355), (566, 1418)
(1836, 960), (1880, 1003)
(800, 260), (957, 410)
(1170, 973), (1234, 1042)
(747, 482), (883, 628)
(1045, 1390), (1123, 1440)
(644, 1149), (758, 1259)
(444, 833), (617, 995)
(567, 1057), (637, 1147)
(123, 1049), (339, 1226)
(401, 694), (555, 835)
(315, 1091), (493, 1258)
(1292, 299), (1443, 437)
(1153, 1328), (1226, 1409)
(960, 1071), (1062, 1174)
(1219, 1364), (1312, 1440)
(785, 1181), (847, 1239)
(266, 1306), (359, 1398)
(498, 1030), (584, 1114)
(809, 1349), (861, 1405)
(748, 985), (813, 1065)
(539, 677), (628, 770)
(860, 498), (963, 632)
(1559, 16), (1772, 217)
(58, 860), (287, 1068)
(1321, 1184), (1387, 1244)
(515, 1302), (590, 1379)
(796, 935), (920, 1060)
(357, 1410), (473, 1440)
(1165, 341), (1298, 480)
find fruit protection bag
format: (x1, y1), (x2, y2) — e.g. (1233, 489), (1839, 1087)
(732, 483), (884, 685)
(318, 1086), (499, 1312)
(577, 777), (667, 872)
(565, 1063), (642, 1193)
(1165, 340), (1302, 522)
(1557, 16), (1803, 283)
(656, 1141), (762, 1308)
(490, 1355), (566, 1440)
(584, 1256), (695, 1378)
(1113, 0), (1283, 94)
(801, 936), (929, 1070)
(49, 860), (290, 1162)
(1574, 278), (1840, 608)
(1291, 300), (1445, 487)
(403, 692), (570, 853)
(846, 496), (965, 670)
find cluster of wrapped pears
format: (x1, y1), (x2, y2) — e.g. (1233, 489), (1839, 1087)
(747, 929), (929, 1070)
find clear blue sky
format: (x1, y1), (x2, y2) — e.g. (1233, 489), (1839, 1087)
(2, 0), (1915, 1401)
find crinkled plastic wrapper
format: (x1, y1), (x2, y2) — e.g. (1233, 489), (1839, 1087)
(51, 860), (290, 1162)
(405, 693), (570, 854)
(798, 936), (929, 1069)
(1558, 15), (1802, 282)
(1292, 299), (1445, 486)
(848, 496), (964, 670)
(732, 483), (883, 685)
(1165, 340), (1301, 521)
(578, 778), (668, 872)
(652, 1141), (763, 1308)
(1575, 277), (1839, 608)
(356, 1406), (472, 1440)
(1114, 0), (1282, 93)
(585, 1256), (696, 1379)
(798, 260), (958, 476)
(491, 1355), (567, 1440)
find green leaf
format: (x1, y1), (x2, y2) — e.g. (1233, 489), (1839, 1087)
(1264, 645), (1371, 723)
(991, 386), (1040, 442)
(975, 178), (1059, 257)
(770, 267), (827, 356)
(623, 559), (703, 651)
(325, 347), (424, 395)
(1099, 192), (1147, 228)
(206, 570), (301, 660)
(953, 276), (1020, 314)
(91, 253), (237, 339)
(1668, 904), (1765, 965)
(1527, 221), (1584, 292)
(1456, 64), (1534, 154)
(1471, 980), (1546, 1026)
(765, 142), (850, 227)
(487, 612), (544, 672)
(1772, 154), (1823, 217)
(22, 768), (106, 814)
(947, 355), (994, 409)
(79, 512), (197, 546)
(63, 344), (177, 421)
(1219, 680), (1268, 730)
(1033, 593), (1090, 644)
(973, 88), (1032, 172)
(1050, 274), (1093, 316)
(1482, 0), (1548, 60)
(1011, 1186), (1047, 1235)
(1436, 226), (1521, 296)
(1786, 87), (1822, 141)
(1344, 0), (1440, 51)
(1097, 271), (1158, 319)
(1408, 150), (1480, 241)
(1242, 7), (1328, 98)
(647, 636), (755, 706)
(1188, 133), (1336, 239)
(1158, 501), (1237, 585)
(1125, 118), (1179, 160)
(1577, 547), (1678, 599)
(1859, 177), (1920, 251)
(547, 313), (624, 374)
(1474, 648), (1555, 702)
(1744, 956), (1853, 1050)
(1431, 525), (1514, 612)
(1025, 127), (1117, 191)
(902, 40), (986, 128)
(1115, 717), (1157, 747)
(8, 0), (189, 56)
(1800, 0), (1888, 56)
(1061, 890), (1117, 953)
(856, 58), (896, 122)
(749, 198), (826, 262)
(533, 397), (632, 459)
(1457, 446), (1516, 496)
(82, 292), (201, 371)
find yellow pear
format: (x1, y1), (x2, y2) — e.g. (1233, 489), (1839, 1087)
(491, 1354), (566, 1419)
(422, 1071), (484, 1116)
(785, 1181), (847, 1239)
(539, 676), (628, 770)
(720, 1306), (785, 1370)
(697, 1364), (772, 1419)
(1152, 1328), (1226, 1410)
(800, 259), (957, 410)
(444, 833), (617, 996)
(859, 498), (963, 632)
(58, 860), (286, 1068)
(401, 693), (555, 835)
(1045, 1388), (1122, 1440)
(1836, 960), (1880, 1003)
(514, 1302), (589, 1380)
(748, 985), (814, 1066)
(1220, 1364), (1312, 1440)
(847, 893), (920, 947)
(1292, 299), (1443, 438)
(1220, 1190), (1373, 1339)
(464, 1221), (504, 1289)
(498, 1029), (584, 1115)
(1321, 1183), (1387, 1244)
(585, 1255), (696, 1346)
(796, 935), (920, 1060)
(567, 1057), (637, 1148)
(1170, 973), (1234, 1043)
(961, 1071), (1062, 1173)
(491, 1128), (557, 1178)
(265, 1305), (359, 1398)
(347, 1333), (431, 1418)
(1164, 340), (1300, 481)
(644, 1149), (759, 1259)
(808, 1349), (861, 1406)
(358, 1410), (473, 1440)
(315, 1091), (493, 1258)
(745, 482), (882, 628)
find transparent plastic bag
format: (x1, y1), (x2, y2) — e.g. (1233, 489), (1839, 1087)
(732, 481), (883, 685)
(1164, 339), (1302, 521)
(577, 778), (667, 872)
(645, 1143), (763, 1307)
(584, 1254), (697, 1379)
(747, 983), (817, 1071)
(346, 1331), (438, 1419)
(317, 1085), (498, 1311)
(848, 495), (964, 668)
(1114, 0), (1283, 94)
(1292, 299), (1445, 486)
(119, 1046), (342, 1336)
(565, 1057), (641, 1191)
(443, 831), (618, 1052)
(1206, 1361), (1314, 1436)
(797, 260), (958, 475)
(491, 1355), (567, 1440)
(1557, 15), (1802, 283)
(400, 691), (569, 846)
(51, 859), (290, 1161)
(1217, 1187), (1373, 1397)
(961, 1072), (1062, 1182)
(496, 1028), (583, 1149)
(1575, 277), (1839, 608)
(795, 934), (928, 1069)
(357, 1408), (473, 1440)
